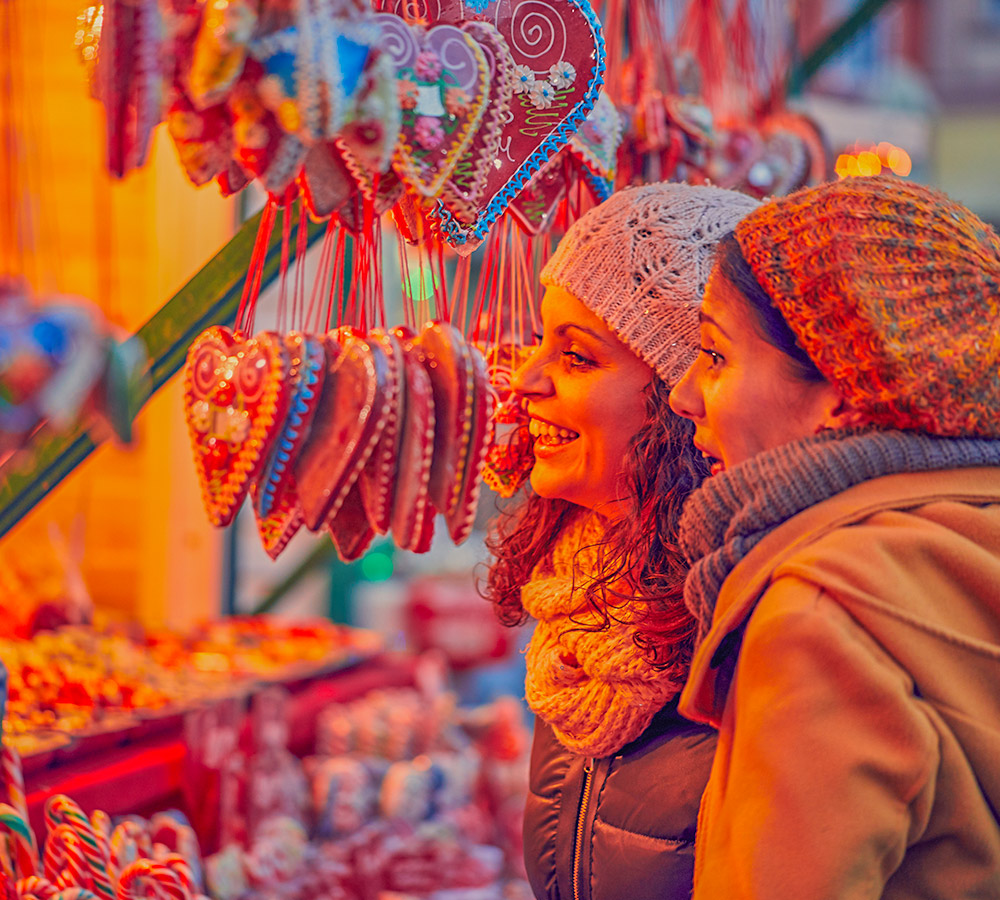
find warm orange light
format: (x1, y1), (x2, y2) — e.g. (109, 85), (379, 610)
(887, 146), (912, 176)
(836, 142), (911, 180)
(857, 150), (882, 176)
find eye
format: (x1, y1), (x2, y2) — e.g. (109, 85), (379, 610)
(700, 347), (724, 367)
(531, 331), (543, 344)
(562, 349), (596, 369)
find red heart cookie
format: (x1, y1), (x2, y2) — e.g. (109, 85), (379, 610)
(358, 331), (404, 535)
(294, 331), (391, 531)
(507, 150), (575, 236)
(417, 321), (475, 521)
(254, 332), (327, 518)
(389, 326), (437, 554)
(328, 480), (377, 563)
(444, 343), (494, 545)
(299, 143), (358, 220)
(184, 326), (291, 527)
(251, 477), (304, 560)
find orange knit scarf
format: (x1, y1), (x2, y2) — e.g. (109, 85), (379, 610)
(521, 515), (684, 758)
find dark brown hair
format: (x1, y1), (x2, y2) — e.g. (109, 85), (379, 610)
(483, 376), (708, 671)
(716, 233), (825, 383)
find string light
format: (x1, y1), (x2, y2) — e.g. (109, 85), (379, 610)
(835, 141), (912, 179)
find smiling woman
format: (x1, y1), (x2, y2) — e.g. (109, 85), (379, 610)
(481, 183), (759, 900)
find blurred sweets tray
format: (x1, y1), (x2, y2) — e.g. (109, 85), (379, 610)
(8, 640), (383, 771)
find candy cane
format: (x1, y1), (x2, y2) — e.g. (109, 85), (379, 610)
(15, 875), (60, 900)
(43, 825), (90, 892)
(156, 855), (195, 898)
(2, 747), (29, 823)
(50, 890), (100, 900)
(88, 814), (110, 872)
(42, 799), (112, 900)
(107, 822), (150, 880)
(1, 802), (40, 879)
(115, 860), (189, 900)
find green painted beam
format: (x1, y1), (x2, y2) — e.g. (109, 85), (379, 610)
(0, 206), (326, 540)
(787, 0), (897, 96)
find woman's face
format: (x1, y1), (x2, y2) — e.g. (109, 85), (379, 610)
(669, 268), (842, 475)
(512, 286), (652, 513)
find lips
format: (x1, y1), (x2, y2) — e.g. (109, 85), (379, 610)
(695, 443), (725, 476)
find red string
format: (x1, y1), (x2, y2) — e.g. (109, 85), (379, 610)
(236, 202), (277, 335)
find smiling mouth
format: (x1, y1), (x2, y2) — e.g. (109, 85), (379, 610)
(697, 447), (725, 476)
(528, 418), (580, 447)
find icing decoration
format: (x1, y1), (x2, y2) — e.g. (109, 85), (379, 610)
(255, 332), (326, 517)
(481, 343), (534, 498)
(389, 326), (437, 553)
(377, 16), (492, 199)
(251, 478), (304, 560)
(437, 21), (516, 225)
(183, 326), (291, 527)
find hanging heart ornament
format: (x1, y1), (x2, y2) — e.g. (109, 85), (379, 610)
(183, 326), (291, 527)
(415, 0), (606, 245)
(377, 15), (491, 198)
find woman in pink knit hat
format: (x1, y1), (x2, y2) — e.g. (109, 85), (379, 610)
(482, 182), (759, 900)
(669, 174), (1000, 898)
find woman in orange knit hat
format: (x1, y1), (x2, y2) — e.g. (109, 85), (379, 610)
(669, 173), (1000, 898)
(483, 181), (759, 900)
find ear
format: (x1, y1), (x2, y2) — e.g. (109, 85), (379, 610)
(818, 392), (867, 431)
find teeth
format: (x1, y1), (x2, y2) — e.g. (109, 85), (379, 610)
(528, 418), (579, 444)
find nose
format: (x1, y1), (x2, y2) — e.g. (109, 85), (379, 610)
(511, 345), (552, 400)
(668, 362), (702, 421)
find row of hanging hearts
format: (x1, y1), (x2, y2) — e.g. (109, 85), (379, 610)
(183, 321), (495, 561)
(85, 0), (610, 249)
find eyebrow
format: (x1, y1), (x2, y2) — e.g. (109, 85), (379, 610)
(554, 323), (613, 346)
(698, 310), (731, 339)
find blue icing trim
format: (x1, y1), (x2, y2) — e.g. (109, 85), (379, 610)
(435, 0), (606, 245)
(463, 0), (494, 12)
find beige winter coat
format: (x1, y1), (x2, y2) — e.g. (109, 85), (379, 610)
(680, 466), (1000, 899)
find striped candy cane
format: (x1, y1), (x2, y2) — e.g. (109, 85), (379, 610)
(87, 814), (110, 873)
(43, 825), (90, 892)
(156, 855), (196, 898)
(2, 747), (29, 823)
(42, 799), (112, 900)
(1, 802), (39, 879)
(50, 890), (100, 900)
(116, 860), (190, 900)
(15, 875), (60, 899)
(107, 823), (150, 880)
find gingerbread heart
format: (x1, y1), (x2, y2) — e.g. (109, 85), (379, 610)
(251, 477), (304, 560)
(187, 0), (257, 109)
(569, 90), (622, 201)
(336, 48), (402, 198)
(299, 143), (358, 220)
(389, 326), (437, 553)
(254, 332), (326, 518)
(418, 0), (605, 246)
(167, 92), (234, 187)
(358, 331), (403, 534)
(444, 342), (494, 545)
(294, 331), (391, 531)
(376, 15), (491, 198)
(184, 326), (291, 527)
(437, 21), (516, 224)
(507, 150), (575, 236)
(417, 321), (475, 521)
(328, 480), (376, 562)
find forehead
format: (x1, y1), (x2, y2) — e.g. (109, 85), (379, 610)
(540, 285), (611, 334)
(701, 268), (749, 326)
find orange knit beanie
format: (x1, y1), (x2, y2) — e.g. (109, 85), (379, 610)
(735, 174), (1000, 437)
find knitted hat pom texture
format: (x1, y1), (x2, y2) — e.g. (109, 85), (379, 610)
(541, 183), (760, 386)
(735, 175), (1000, 438)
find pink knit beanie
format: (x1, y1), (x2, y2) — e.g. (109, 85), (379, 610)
(541, 182), (759, 384)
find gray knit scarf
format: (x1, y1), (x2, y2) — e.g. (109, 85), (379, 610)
(679, 428), (1000, 642)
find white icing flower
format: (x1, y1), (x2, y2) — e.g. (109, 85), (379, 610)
(528, 80), (557, 109)
(548, 61), (576, 90)
(513, 65), (536, 94)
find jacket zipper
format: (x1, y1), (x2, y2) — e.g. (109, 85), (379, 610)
(573, 757), (595, 900)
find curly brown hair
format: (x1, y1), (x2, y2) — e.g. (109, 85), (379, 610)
(482, 376), (708, 671)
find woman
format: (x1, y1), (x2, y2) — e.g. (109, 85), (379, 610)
(668, 174), (1000, 898)
(484, 182), (759, 900)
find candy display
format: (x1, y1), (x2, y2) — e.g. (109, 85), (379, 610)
(0, 618), (380, 759)
(183, 322), (495, 561)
